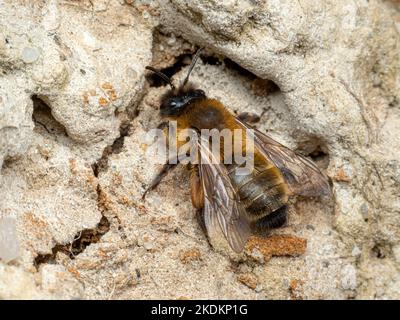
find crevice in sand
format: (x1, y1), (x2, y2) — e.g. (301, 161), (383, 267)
(92, 83), (148, 178)
(32, 88), (146, 270)
(33, 215), (110, 268)
(91, 122), (133, 177)
(33, 176), (115, 269)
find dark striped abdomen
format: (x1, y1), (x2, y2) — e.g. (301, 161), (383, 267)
(227, 162), (289, 221)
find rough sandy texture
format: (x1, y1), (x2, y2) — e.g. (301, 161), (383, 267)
(0, 0), (399, 299)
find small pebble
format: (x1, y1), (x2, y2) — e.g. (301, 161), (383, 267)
(341, 264), (357, 291)
(167, 35), (176, 45)
(143, 242), (154, 250)
(360, 203), (369, 220)
(142, 11), (150, 19)
(0, 217), (20, 263)
(255, 284), (264, 293)
(21, 47), (40, 63)
(392, 245), (400, 263)
(351, 246), (361, 257)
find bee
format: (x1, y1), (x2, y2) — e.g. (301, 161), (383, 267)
(143, 49), (330, 253)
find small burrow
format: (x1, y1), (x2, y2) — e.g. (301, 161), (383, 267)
(297, 138), (330, 170)
(145, 53), (193, 87)
(371, 243), (390, 259)
(32, 95), (68, 137)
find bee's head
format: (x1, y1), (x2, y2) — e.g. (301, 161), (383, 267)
(159, 87), (205, 116)
(145, 48), (205, 117)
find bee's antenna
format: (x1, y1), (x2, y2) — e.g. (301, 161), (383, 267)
(145, 66), (176, 90)
(182, 47), (203, 87)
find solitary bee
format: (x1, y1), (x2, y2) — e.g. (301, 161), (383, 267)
(143, 49), (330, 253)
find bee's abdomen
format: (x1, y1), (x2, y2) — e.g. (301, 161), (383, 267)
(228, 165), (288, 219)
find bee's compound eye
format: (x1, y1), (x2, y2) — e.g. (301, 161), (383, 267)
(196, 89), (205, 97)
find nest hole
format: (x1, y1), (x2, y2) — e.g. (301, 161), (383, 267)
(146, 53), (193, 87)
(32, 95), (68, 137)
(297, 138), (330, 170)
(371, 243), (390, 259)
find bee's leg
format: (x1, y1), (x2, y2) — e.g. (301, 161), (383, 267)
(142, 121), (177, 199)
(142, 163), (177, 199)
(254, 205), (288, 230)
(189, 165), (204, 209)
(189, 165), (207, 233)
(195, 209), (207, 235)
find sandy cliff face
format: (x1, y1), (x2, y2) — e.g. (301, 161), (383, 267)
(0, 0), (399, 299)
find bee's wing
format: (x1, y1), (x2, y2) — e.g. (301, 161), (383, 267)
(236, 118), (330, 197)
(197, 135), (251, 253)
